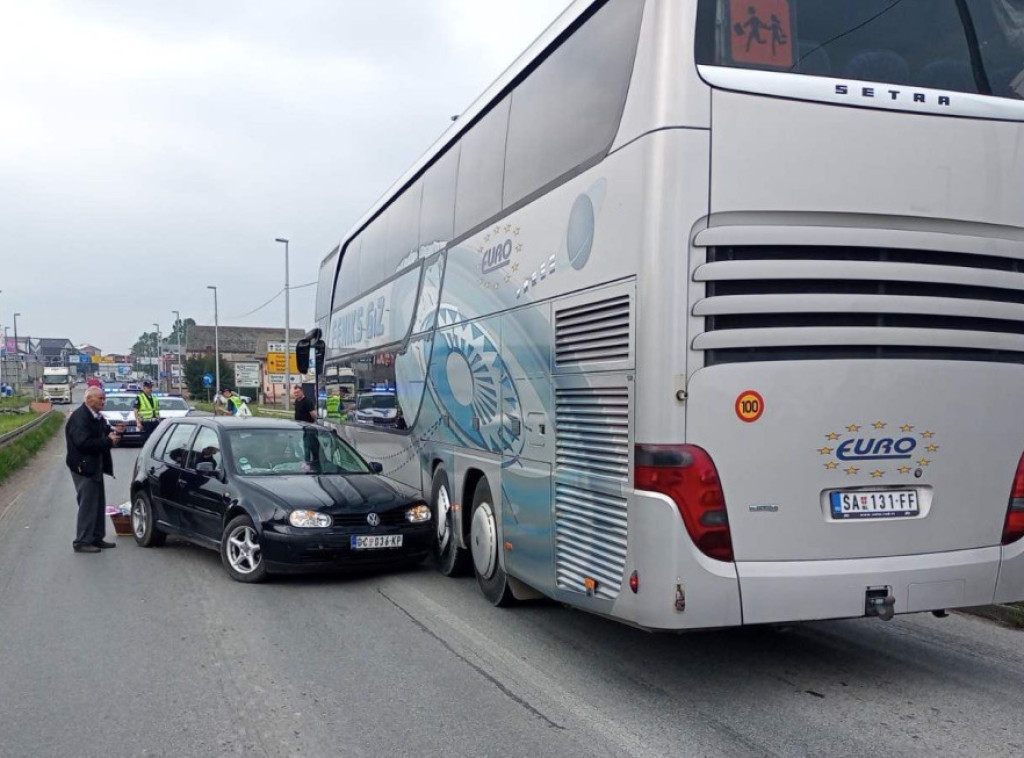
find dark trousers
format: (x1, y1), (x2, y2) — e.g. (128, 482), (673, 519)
(71, 471), (106, 547)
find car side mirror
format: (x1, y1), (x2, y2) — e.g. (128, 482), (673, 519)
(369, 462), (383, 474)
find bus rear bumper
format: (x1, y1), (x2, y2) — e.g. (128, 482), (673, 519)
(994, 537), (1024, 604)
(736, 547), (1001, 625)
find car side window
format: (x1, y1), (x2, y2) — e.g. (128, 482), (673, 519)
(151, 424), (174, 460)
(187, 427), (223, 471)
(161, 424), (196, 469)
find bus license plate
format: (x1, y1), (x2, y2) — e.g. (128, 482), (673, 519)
(351, 534), (403, 550)
(829, 490), (919, 520)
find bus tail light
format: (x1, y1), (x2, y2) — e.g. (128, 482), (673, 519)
(1003, 453), (1024, 545)
(635, 444), (733, 562)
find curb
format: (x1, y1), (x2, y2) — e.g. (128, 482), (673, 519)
(958, 604), (1024, 628)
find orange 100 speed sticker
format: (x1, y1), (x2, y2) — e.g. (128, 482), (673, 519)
(735, 390), (765, 423)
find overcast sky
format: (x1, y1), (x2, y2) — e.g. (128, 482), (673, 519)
(0, 0), (571, 354)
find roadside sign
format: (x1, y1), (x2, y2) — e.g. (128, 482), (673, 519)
(266, 352), (300, 375)
(77, 354), (91, 363)
(234, 362), (260, 387)
(203, 373), (214, 388)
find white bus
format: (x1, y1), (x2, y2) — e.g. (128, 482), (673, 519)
(308, 0), (1024, 629)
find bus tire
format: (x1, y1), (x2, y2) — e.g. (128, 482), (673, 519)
(470, 479), (515, 607)
(431, 465), (469, 576)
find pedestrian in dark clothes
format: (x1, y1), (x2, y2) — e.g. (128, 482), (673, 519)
(291, 385), (317, 423)
(65, 386), (124, 553)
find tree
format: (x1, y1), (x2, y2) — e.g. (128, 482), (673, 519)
(184, 356), (235, 400)
(170, 317), (196, 346)
(131, 331), (160, 374)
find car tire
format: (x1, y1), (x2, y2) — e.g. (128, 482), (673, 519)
(221, 515), (268, 583)
(131, 491), (166, 547)
(431, 465), (470, 577)
(470, 479), (515, 607)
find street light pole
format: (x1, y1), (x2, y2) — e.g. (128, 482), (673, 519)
(275, 237), (291, 412)
(153, 323), (162, 391)
(172, 309), (183, 393)
(207, 286), (219, 401)
(13, 312), (20, 393)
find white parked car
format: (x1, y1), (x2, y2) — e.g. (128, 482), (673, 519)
(157, 395), (192, 420)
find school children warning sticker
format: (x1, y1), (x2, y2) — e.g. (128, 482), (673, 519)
(735, 390), (765, 423)
(729, 0), (794, 68)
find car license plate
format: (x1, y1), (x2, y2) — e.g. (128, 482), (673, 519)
(351, 534), (403, 550)
(829, 490), (920, 520)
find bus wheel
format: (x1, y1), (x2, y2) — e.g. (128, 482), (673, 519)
(431, 465), (469, 576)
(470, 479), (515, 607)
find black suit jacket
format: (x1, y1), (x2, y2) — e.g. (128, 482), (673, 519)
(65, 404), (114, 478)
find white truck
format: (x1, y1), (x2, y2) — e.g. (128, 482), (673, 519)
(42, 367), (72, 404)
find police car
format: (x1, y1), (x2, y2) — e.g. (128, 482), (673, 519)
(99, 393), (146, 445)
(354, 390), (399, 426)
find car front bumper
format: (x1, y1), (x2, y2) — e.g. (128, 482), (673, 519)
(261, 523), (433, 572)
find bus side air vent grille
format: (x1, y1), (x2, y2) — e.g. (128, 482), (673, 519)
(553, 386), (629, 601)
(693, 244), (1024, 364)
(554, 483), (628, 601)
(555, 387), (630, 481)
(555, 294), (631, 366)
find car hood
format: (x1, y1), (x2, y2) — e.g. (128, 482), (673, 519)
(100, 410), (135, 422)
(238, 474), (420, 514)
(159, 410), (190, 417)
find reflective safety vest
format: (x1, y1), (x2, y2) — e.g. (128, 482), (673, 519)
(137, 392), (160, 420)
(227, 396), (243, 414)
(325, 395), (340, 416)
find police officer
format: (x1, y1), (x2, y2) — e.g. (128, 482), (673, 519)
(216, 387), (243, 416)
(134, 380), (161, 440)
(325, 388), (341, 418)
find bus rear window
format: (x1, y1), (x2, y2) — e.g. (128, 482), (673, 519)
(696, 0), (1024, 100)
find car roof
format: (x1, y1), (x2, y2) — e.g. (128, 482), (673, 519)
(168, 417), (313, 431)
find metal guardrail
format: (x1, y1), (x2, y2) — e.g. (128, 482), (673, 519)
(0, 409), (62, 449)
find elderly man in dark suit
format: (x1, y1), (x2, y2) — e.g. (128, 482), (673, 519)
(65, 386), (124, 553)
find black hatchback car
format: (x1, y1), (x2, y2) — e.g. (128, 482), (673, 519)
(129, 417), (432, 582)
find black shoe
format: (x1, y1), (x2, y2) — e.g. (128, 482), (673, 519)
(93, 540), (117, 549)
(73, 545), (101, 554)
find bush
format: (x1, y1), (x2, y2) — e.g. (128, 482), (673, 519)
(0, 413), (65, 486)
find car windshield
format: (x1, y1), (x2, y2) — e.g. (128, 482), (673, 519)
(227, 428), (371, 476)
(160, 397), (188, 410)
(43, 376), (67, 384)
(357, 394), (396, 410)
(103, 396), (135, 412)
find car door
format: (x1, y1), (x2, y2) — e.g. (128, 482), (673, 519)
(151, 422), (198, 531)
(181, 426), (229, 542)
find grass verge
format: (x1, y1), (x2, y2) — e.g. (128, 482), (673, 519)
(1009, 603), (1024, 629)
(0, 412), (39, 436)
(0, 413), (65, 487)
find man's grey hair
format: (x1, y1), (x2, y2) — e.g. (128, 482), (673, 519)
(84, 386), (105, 400)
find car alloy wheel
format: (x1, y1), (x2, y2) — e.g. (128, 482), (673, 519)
(226, 524), (262, 575)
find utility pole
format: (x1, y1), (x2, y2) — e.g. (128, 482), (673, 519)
(275, 237), (291, 411)
(13, 312), (20, 394)
(207, 287), (219, 400)
(153, 323), (162, 392)
(172, 310), (183, 393)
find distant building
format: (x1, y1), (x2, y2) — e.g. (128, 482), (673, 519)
(185, 325), (310, 401)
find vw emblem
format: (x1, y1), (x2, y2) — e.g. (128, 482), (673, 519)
(366, 513), (381, 527)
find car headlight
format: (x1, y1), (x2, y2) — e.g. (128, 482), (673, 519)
(405, 504), (431, 523)
(289, 510), (332, 528)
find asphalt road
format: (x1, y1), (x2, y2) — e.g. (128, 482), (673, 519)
(1, 392), (1023, 758)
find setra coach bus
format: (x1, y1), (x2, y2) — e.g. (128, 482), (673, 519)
(303, 0), (1024, 629)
